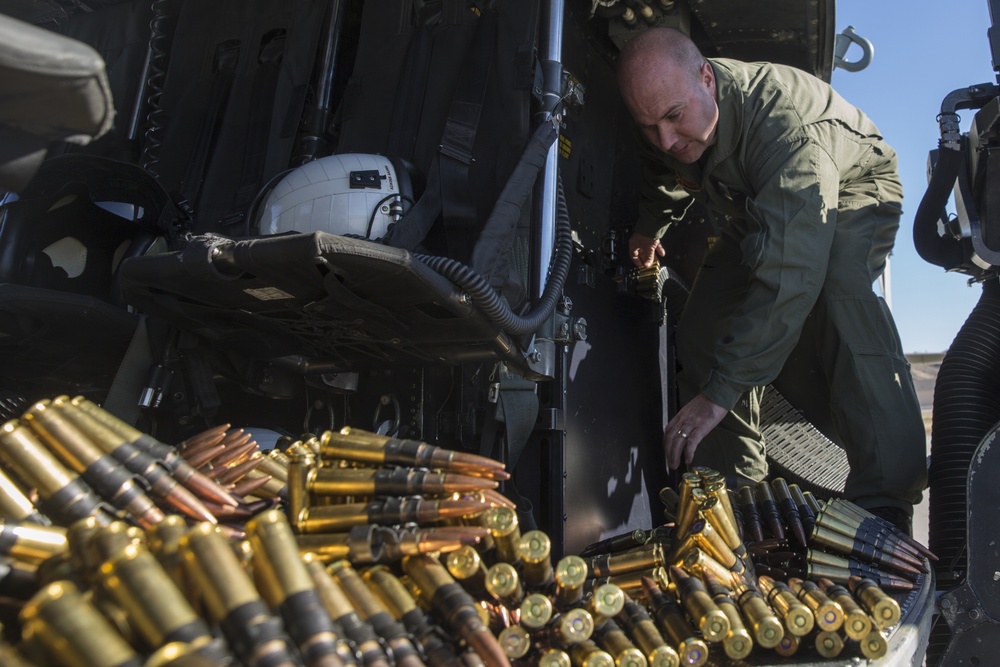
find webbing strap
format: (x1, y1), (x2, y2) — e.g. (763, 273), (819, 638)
(480, 370), (540, 530)
(223, 29), (287, 232)
(178, 39), (241, 206)
(386, 18), (435, 161)
(385, 6), (498, 251)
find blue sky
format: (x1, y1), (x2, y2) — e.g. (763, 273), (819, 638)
(831, 0), (995, 353)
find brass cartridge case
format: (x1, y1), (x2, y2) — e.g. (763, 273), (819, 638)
(539, 648), (572, 667)
(363, 565), (461, 667)
(307, 558), (389, 667)
(579, 529), (648, 559)
(97, 543), (217, 654)
(327, 560), (425, 667)
(858, 629), (888, 659)
(788, 576), (844, 632)
(90, 521), (146, 565)
(849, 576), (901, 629)
(295, 531), (357, 563)
(814, 630), (844, 658)
(668, 565), (729, 643)
(296, 496), (489, 535)
(69, 397), (240, 509)
(402, 554), (508, 667)
(702, 571), (753, 660)
(268, 447), (291, 467)
(587, 541), (664, 578)
(585, 583), (625, 625)
(286, 448), (313, 530)
(497, 625), (532, 660)
(0, 465), (47, 524)
(20, 580), (142, 667)
(549, 607), (595, 647)
(0, 419), (111, 526)
(593, 568), (659, 597)
(25, 400), (164, 529)
(0, 519), (67, 565)
(179, 523), (261, 619)
(240, 465), (286, 499)
(554, 554), (589, 608)
(306, 466), (495, 497)
(519, 592), (554, 631)
(679, 546), (741, 590)
(147, 515), (200, 607)
(816, 577), (872, 640)
(482, 506), (520, 564)
(646, 596), (709, 667)
(591, 618), (648, 667)
(674, 480), (705, 540)
(774, 631), (800, 657)
(568, 639), (614, 667)
(444, 544), (488, 596)
(248, 510), (353, 667)
(758, 575), (814, 637)
(320, 426), (505, 477)
(702, 481), (742, 550)
(485, 561), (524, 608)
(805, 562), (855, 586)
(362, 564), (417, 618)
(519, 529), (553, 587)
(65, 515), (105, 584)
(699, 489), (743, 556)
(179, 523), (299, 667)
(620, 591), (689, 667)
(688, 512), (739, 570)
(731, 580), (783, 648)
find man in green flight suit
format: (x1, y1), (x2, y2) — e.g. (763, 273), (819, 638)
(618, 27), (926, 530)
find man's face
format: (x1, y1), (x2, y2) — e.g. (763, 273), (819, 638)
(620, 57), (719, 164)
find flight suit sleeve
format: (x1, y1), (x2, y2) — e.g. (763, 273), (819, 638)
(633, 139), (696, 239)
(699, 135), (840, 410)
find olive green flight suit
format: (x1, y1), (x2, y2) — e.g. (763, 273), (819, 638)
(634, 58), (927, 512)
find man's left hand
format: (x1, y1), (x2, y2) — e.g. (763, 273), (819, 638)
(664, 393), (728, 471)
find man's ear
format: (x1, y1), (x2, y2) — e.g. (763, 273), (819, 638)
(701, 61), (716, 93)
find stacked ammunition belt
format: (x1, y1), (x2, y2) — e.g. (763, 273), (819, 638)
(577, 466), (934, 662)
(1, 410), (932, 666)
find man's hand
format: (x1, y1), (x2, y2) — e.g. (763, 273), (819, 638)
(629, 231), (666, 268)
(664, 393), (728, 471)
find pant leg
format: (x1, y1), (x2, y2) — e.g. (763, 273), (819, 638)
(811, 192), (927, 512)
(676, 235), (768, 486)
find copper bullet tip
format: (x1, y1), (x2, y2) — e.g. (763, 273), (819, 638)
(184, 444), (228, 469)
(180, 468), (242, 507)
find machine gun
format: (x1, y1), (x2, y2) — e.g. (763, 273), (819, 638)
(912, 1), (1000, 664)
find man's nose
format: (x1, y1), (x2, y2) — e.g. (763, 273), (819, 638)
(654, 124), (678, 152)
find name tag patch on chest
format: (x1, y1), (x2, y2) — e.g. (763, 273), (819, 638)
(676, 175), (701, 192)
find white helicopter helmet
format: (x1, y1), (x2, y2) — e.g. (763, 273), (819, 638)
(256, 153), (416, 240)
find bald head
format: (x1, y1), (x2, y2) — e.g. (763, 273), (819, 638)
(618, 28), (706, 94)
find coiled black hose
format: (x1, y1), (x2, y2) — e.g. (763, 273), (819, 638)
(929, 278), (1000, 581)
(140, 0), (171, 177)
(416, 175), (572, 336)
(913, 82), (1000, 272)
(912, 146), (965, 271)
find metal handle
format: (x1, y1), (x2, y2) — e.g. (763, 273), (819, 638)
(834, 25), (874, 72)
